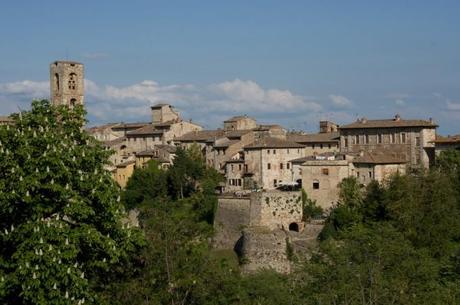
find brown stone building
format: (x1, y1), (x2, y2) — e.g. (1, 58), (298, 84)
(339, 115), (437, 168)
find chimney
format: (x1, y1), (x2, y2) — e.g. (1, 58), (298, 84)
(361, 117), (367, 124)
(394, 114), (401, 121)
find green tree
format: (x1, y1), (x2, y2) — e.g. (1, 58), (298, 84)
(0, 100), (144, 304)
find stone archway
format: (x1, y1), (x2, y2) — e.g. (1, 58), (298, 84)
(289, 222), (299, 232)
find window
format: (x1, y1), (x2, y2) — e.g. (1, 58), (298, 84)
(415, 137), (421, 146)
(312, 144), (315, 149)
(273, 149), (276, 154)
(390, 134), (395, 143)
(401, 132), (406, 144)
(369, 171), (372, 178)
(280, 163), (283, 169)
(287, 163), (290, 169)
(267, 163), (271, 170)
(231, 164), (234, 171)
(267, 149), (270, 154)
(322, 168), (329, 175)
(378, 134), (382, 144)
(287, 149), (290, 154)
(344, 138), (348, 147)
(68, 73), (77, 90)
(365, 135), (369, 144)
(54, 73), (60, 91)
(313, 180), (320, 189)
(297, 149), (300, 153)
(238, 164), (242, 171)
(274, 179), (278, 187)
(328, 144), (331, 149)
(70, 98), (77, 107)
(356, 171), (360, 177)
(244, 164), (248, 172)
(320, 144), (323, 149)
(356, 135), (360, 144)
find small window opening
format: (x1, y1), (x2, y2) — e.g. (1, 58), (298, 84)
(289, 223), (299, 232)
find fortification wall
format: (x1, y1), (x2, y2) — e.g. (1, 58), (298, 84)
(250, 191), (302, 230)
(240, 227), (291, 274)
(213, 196), (251, 249)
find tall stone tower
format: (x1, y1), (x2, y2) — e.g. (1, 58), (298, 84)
(50, 61), (84, 107)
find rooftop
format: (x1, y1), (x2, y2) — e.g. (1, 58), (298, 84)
(339, 115), (437, 129)
(433, 134), (460, 144)
(126, 124), (164, 136)
(287, 132), (340, 143)
(353, 151), (407, 164)
(175, 129), (225, 142)
(244, 137), (305, 149)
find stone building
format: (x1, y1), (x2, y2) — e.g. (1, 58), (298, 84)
(135, 144), (176, 169)
(433, 134), (460, 155)
(50, 61), (84, 107)
(243, 138), (305, 190)
(224, 115), (257, 131)
(339, 115), (437, 168)
(294, 154), (351, 210)
(113, 160), (136, 188)
(0, 116), (14, 126)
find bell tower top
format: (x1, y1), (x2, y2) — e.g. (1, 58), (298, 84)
(50, 61), (84, 108)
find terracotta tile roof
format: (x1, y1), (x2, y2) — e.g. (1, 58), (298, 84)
(287, 132), (339, 143)
(214, 139), (240, 148)
(353, 151), (407, 164)
(126, 125), (164, 136)
(111, 122), (150, 130)
(155, 144), (177, 153)
(340, 116), (437, 129)
(103, 136), (126, 147)
(175, 130), (225, 142)
(433, 134), (460, 144)
(225, 130), (252, 138)
(116, 160), (136, 167)
(86, 123), (119, 133)
(244, 137), (305, 149)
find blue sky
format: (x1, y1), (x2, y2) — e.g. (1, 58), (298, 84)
(0, 1), (459, 134)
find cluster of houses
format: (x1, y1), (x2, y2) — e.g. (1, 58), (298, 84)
(3, 61), (458, 212)
(87, 102), (459, 210)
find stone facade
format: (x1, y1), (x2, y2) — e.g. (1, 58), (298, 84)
(300, 157), (351, 210)
(339, 115), (437, 168)
(224, 115), (257, 131)
(50, 61), (84, 107)
(213, 191), (303, 273)
(243, 138), (305, 190)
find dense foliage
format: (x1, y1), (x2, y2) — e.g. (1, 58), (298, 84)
(0, 100), (144, 304)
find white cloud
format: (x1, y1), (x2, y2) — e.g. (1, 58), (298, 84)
(446, 101), (460, 111)
(329, 94), (353, 109)
(0, 78), (323, 128)
(0, 80), (49, 98)
(395, 99), (406, 106)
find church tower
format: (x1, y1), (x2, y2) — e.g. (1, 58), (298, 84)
(50, 61), (84, 107)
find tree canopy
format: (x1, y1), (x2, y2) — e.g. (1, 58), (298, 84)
(0, 100), (144, 304)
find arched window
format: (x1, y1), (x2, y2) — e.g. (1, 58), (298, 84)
(68, 73), (77, 90)
(70, 98), (77, 107)
(54, 73), (60, 91)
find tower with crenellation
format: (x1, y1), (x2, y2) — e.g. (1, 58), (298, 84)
(50, 61), (84, 107)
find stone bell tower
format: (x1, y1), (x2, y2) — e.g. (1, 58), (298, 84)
(50, 61), (84, 107)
